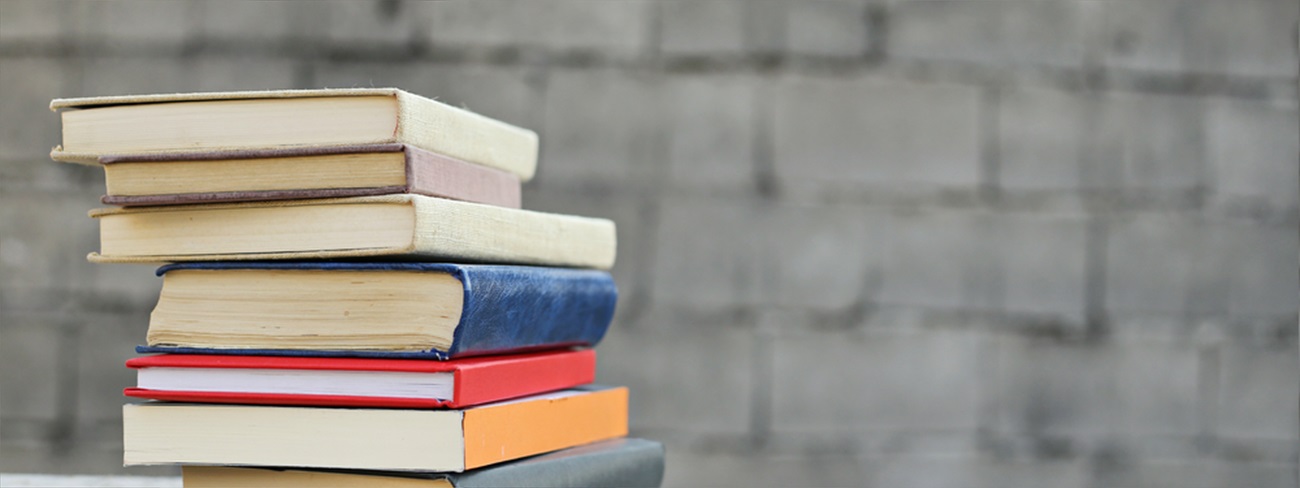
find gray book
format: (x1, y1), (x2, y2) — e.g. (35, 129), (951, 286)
(183, 438), (666, 488)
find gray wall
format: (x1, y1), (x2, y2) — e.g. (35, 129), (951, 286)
(1, 1), (1297, 486)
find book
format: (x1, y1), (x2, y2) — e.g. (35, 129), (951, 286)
(138, 262), (616, 359)
(99, 144), (522, 208)
(123, 349), (596, 408)
(50, 88), (538, 180)
(181, 438), (666, 488)
(123, 386), (629, 472)
(87, 194), (617, 269)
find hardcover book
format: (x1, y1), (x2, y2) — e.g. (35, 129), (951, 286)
(138, 262), (616, 359)
(182, 438), (666, 488)
(99, 144), (521, 208)
(124, 349), (596, 408)
(50, 88), (538, 180)
(123, 386), (629, 472)
(87, 194), (617, 269)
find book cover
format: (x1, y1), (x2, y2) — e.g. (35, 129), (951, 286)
(138, 262), (617, 359)
(51, 88), (539, 180)
(86, 194), (617, 269)
(123, 386), (629, 472)
(100, 143), (522, 208)
(124, 349), (596, 408)
(182, 438), (666, 488)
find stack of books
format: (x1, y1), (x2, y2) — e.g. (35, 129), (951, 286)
(50, 88), (664, 487)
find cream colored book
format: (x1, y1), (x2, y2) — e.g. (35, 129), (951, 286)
(87, 195), (616, 269)
(50, 88), (538, 180)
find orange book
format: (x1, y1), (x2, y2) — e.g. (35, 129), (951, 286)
(122, 387), (627, 472)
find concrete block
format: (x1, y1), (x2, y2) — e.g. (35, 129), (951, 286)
(1217, 346), (1299, 440)
(422, 0), (650, 56)
(0, 0), (76, 43)
(651, 197), (762, 308)
(760, 204), (879, 310)
(79, 0), (190, 47)
(0, 190), (99, 298)
(773, 330), (988, 432)
(878, 210), (992, 310)
(866, 457), (1090, 488)
(997, 87), (1087, 191)
(772, 76), (980, 190)
(595, 325), (753, 434)
(1106, 215), (1229, 316)
(1225, 223), (1299, 318)
(785, 0), (869, 58)
(1094, 460), (1297, 488)
(306, 0), (416, 46)
(0, 319), (63, 421)
(191, 0), (300, 42)
(75, 313), (150, 421)
(0, 59), (71, 161)
(998, 89), (1208, 192)
(994, 213), (1089, 320)
(540, 68), (666, 185)
(1097, 92), (1209, 192)
(658, 1), (748, 56)
(995, 338), (1200, 438)
(1210, 100), (1299, 209)
(665, 75), (755, 191)
(662, 444), (866, 487)
(79, 57), (297, 96)
(537, 0), (651, 55)
(1099, 0), (1299, 78)
(890, 1), (1089, 67)
(313, 62), (540, 130)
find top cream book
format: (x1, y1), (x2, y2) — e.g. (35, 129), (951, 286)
(50, 88), (539, 181)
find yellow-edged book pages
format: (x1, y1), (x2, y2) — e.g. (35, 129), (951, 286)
(87, 194), (616, 269)
(50, 88), (538, 180)
(124, 387), (628, 472)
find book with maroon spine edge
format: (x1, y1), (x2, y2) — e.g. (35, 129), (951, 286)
(99, 143), (522, 208)
(123, 349), (595, 409)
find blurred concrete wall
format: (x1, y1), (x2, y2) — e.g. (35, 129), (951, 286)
(1, 1), (1297, 486)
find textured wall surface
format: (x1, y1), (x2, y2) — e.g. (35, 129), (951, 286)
(1, 1), (1297, 486)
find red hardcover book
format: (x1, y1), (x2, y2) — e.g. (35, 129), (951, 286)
(123, 349), (595, 409)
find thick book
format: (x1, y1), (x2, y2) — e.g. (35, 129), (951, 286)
(123, 386), (629, 472)
(99, 144), (522, 208)
(87, 194), (617, 269)
(182, 438), (666, 488)
(138, 262), (616, 359)
(50, 88), (538, 180)
(123, 349), (596, 408)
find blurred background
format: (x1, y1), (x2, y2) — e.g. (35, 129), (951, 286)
(1, 1), (1297, 486)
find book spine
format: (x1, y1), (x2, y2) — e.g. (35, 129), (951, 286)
(448, 267), (617, 358)
(403, 146), (522, 209)
(453, 349), (596, 406)
(394, 92), (538, 181)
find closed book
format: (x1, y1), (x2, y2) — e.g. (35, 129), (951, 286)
(138, 262), (616, 359)
(123, 349), (596, 408)
(100, 144), (522, 208)
(51, 88), (538, 180)
(182, 438), (666, 488)
(87, 194), (616, 269)
(123, 386), (629, 472)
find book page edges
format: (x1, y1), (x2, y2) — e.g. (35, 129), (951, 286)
(394, 91), (538, 181)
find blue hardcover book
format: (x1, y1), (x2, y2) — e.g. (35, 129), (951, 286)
(137, 262), (616, 359)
